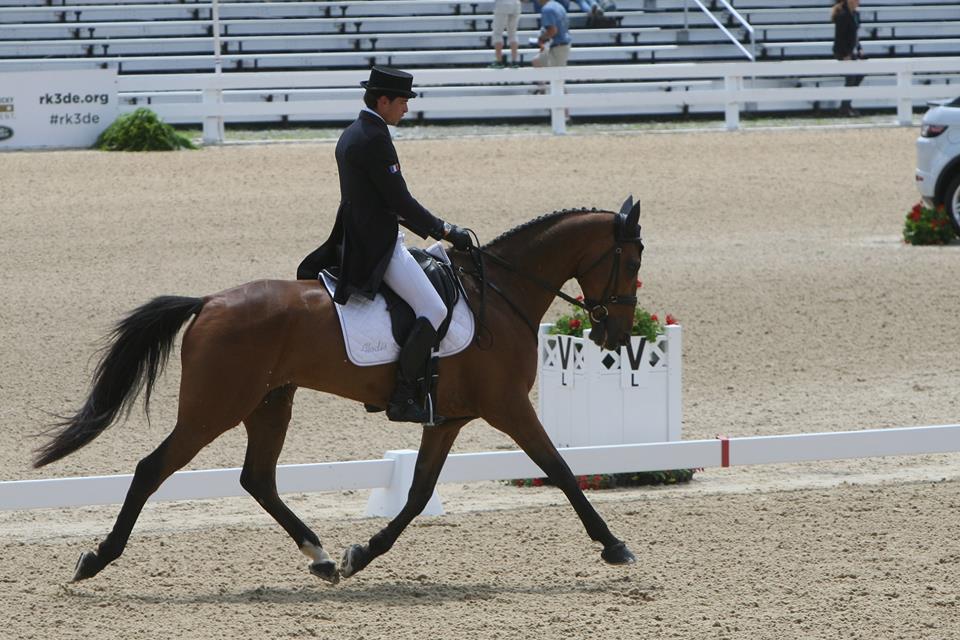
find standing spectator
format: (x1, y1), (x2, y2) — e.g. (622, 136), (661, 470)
(532, 0), (572, 68)
(832, 0), (863, 117)
(491, 0), (522, 68)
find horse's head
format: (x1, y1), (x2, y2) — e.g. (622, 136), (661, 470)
(575, 196), (644, 350)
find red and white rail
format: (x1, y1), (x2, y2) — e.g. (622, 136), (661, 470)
(2, 423), (958, 517)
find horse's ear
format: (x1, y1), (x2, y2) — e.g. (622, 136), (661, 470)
(618, 195), (634, 217)
(625, 199), (640, 231)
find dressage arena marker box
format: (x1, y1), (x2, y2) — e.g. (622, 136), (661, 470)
(537, 323), (682, 448)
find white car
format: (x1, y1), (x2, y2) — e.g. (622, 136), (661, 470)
(916, 97), (960, 234)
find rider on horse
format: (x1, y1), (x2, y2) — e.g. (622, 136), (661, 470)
(297, 66), (474, 424)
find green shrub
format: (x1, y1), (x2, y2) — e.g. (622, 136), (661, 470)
(95, 108), (196, 151)
(903, 201), (957, 245)
(548, 296), (677, 343)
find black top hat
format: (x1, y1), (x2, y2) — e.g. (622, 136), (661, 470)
(360, 66), (418, 99)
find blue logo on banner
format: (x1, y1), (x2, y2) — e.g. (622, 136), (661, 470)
(0, 126), (12, 141)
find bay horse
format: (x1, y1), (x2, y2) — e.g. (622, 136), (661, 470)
(35, 198), (644, 584)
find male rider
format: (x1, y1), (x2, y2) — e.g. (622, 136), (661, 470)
(297, 66), (473, 424)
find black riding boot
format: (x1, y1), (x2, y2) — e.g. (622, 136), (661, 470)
(386, 317), (439, 424)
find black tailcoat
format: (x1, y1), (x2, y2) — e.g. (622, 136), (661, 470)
(297, 111), (444, 304)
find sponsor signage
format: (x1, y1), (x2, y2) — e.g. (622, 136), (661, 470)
(0, 69), (118, 150)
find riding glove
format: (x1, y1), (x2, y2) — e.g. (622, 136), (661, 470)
(446, 224), (474, 251)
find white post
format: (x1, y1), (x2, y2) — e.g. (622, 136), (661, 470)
(666, 324), (683, 441)
(896, 70), (913, 126)
(201, 0), (225, 145)
(212, 0), (222, 75)
(365, 450), (444, 518)
(202, 87), (224, 145)
(724, 74), (741, 131)
(550, 77), (566, 135)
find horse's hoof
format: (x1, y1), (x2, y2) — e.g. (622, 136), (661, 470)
(601, 541), (636, 565)
(308, 559), (340, 585)
(339, 544), (365, 579)
(71, 550), (102, 582)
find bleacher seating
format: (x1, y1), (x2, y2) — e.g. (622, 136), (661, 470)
(1, 0), (957, 74)
(1, 0), (958, 121)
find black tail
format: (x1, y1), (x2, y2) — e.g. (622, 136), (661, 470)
(33, 295), (205, 468)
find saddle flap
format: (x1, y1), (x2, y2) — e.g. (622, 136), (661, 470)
(382, 245), (461, 346)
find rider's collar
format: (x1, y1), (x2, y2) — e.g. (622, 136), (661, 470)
(361, 107), (386, 123)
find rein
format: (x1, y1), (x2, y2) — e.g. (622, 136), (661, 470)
(457, 234), (641, 344)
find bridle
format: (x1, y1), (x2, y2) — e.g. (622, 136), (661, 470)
(458, 209), (644, 343)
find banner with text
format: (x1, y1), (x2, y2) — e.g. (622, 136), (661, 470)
(0, 69), (118, 150)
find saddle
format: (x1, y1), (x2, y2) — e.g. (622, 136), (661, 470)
(381, 247), (461, 346)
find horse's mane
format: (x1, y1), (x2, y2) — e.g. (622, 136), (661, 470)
(483, 207), (614, 249)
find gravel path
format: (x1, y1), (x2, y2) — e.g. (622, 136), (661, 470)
(2, 125), (959, 639)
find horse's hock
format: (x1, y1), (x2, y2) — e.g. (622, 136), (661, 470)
(537, 324), (682, 448)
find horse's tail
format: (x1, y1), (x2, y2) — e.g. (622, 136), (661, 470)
(33, 295), (205, 468)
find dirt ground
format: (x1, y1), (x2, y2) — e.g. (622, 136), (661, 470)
(2, 124), (960, 639)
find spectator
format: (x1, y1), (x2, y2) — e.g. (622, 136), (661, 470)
(532, 0), (572, 68)
(491, 0), (522, 68)
(832, 0), (863, 117)
(534, 0), (604, 18)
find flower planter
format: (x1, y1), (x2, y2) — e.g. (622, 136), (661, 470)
(537, 324), (682, 448)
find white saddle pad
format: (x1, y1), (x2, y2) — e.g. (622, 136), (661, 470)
(321, 243), (475, 367)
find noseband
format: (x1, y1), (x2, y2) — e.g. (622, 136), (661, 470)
(578, 214), (644, 332)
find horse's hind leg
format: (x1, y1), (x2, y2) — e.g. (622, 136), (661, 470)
(72, 421), (229, 582)
(239, 385), (338, 584)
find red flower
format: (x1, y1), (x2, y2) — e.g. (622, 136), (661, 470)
(650, 314), (659, 323)
(532, 477), (544, 487)
(912, 203), (923, 215)
(636, 279), (643, 289)
(569, 318), (581, 330)
(576, 294), (584, 302)
(909, 210), (922, 222)
(665, 313), (678, 325)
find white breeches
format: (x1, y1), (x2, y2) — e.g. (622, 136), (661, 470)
(382, 232), (447, 331)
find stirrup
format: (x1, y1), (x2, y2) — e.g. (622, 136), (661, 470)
(386, 378), (443, 426)
(386, 396), (443, 426)
(386, 397), (430, 424)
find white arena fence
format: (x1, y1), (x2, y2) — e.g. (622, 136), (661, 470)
(110, 56), (960, 142)
(2, 423), (960, 518)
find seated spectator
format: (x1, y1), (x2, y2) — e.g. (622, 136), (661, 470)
(534, 0), (604, 18)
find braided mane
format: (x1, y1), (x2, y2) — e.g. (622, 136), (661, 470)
(483, 207), (614, 249)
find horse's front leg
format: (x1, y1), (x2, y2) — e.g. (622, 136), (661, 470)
(487, 400), (636, 565)
(340, 420), (466, 579)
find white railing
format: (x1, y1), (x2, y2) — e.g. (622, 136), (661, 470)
(687, 0), (755, 61)
(113, 56), (960, 142)
(2, 424), (960, 518)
